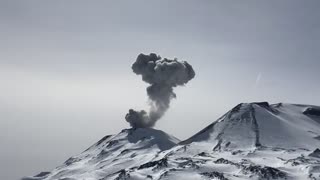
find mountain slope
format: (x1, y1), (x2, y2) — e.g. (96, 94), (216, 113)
(182, 102), (320, 150)
(23, 102), (320, 180)
(23, 128), (179, 180)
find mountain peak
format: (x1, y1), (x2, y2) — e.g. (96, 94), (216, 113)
(182, 102), (320, 150)
(119, 128), (180, 151)
(86, 127), (179, 153)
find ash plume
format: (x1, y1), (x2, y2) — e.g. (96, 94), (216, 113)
(125, 53), (195, 128)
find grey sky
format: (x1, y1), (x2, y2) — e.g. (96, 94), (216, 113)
(1, 0), (320, 179)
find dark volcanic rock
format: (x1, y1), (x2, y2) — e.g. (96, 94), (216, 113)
(303, 107), (320, 116)
(96, 135), (112, 146)
(106, 140), (119, 148)
(64, 157), (81, 166)
(214, 158), (237, 166)
(34, 172), (50, 177)
(214, 158), (286, 179)
(158, 169), (178, 179)
(138, 158), (168, 170)
(21, 172), (51, 180)
(200, 171), (228, 180)
(242, 165), (286, 179)
(178, 159), (200, 169)
(114, 169), (130, 180)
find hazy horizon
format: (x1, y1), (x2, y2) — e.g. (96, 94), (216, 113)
(1, 1), (320, 179)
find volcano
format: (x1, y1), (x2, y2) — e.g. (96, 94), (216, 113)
(182, 102), (320, 150)
(23, 102), (320, 180)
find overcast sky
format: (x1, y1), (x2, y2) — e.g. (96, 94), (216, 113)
(1, 1), (320, 179)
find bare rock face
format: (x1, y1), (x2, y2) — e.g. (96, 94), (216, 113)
(303, 107), (320, 117)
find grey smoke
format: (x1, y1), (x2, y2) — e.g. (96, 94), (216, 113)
(125, 53), (195, 128)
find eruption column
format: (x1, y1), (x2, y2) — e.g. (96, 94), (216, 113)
(125, 53), (195, 128)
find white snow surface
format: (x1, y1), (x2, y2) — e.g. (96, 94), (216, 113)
(183, 102), (320, 150)
(23, 102), (320, 180)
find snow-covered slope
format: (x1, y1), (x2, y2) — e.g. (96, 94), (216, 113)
(23, 128), (179, 180)
(182, 102), (320, 150)
(23, 102), (320, 180)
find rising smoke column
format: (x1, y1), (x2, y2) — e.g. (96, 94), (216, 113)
(125, 53), (195, 128)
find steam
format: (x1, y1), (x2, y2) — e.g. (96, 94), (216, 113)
(125, 53), (195, 128)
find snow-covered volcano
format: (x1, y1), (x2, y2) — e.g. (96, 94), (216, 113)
(182, 102), (320, 150)
(23, 128), (179, 180)
(23, 102), (320, 180)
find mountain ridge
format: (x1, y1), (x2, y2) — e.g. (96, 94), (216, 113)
(23, 102), (320, 180)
